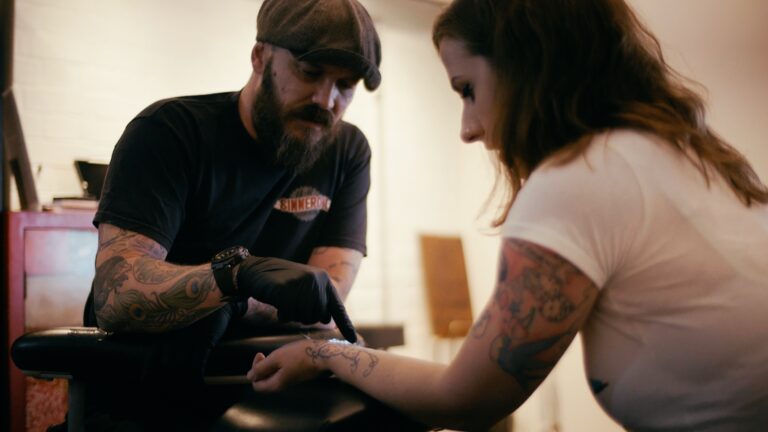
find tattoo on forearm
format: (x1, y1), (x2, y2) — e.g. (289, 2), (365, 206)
(133, 256), (189, 284)
(487, 239), (595, 393)
(93, 256), (131, 311)
(94, 254), (218, 332)
(305, 341), (379, 377)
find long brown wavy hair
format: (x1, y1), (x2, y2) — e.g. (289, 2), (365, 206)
(433, 0), (768, 226)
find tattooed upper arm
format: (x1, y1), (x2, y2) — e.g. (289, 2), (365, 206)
(97, 223), (167, 263)
(480, 238), (598, 395)
(95, 224), (169, 303)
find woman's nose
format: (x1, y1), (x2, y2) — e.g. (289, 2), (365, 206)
(460, 117), (483, 143)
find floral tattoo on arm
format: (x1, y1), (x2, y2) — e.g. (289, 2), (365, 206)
(482, 239), (596, 393)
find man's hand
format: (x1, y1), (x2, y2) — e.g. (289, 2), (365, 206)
(236, 256), (357, 342)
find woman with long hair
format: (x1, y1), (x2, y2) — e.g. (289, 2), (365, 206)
(247, 0), (768, 429)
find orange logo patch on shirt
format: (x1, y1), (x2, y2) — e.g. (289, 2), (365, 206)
(274, 186), (331, 221)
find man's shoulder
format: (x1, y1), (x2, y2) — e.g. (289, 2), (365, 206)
(135, 91), (238, 121)
(337, 120), (364, 138)
(118, 92), (241, 154)
(327, 121), (371, 163)
(336, 121), (370, 150)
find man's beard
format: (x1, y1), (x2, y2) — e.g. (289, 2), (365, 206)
(250, 61), (339, 174)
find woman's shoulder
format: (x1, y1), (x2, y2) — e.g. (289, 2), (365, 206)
(532, 129), (647, 178)
(531, 129), (679, 187)
(588, 128), (677, 166)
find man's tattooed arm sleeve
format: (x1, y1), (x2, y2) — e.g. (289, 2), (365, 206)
(93, 223), (225, 333)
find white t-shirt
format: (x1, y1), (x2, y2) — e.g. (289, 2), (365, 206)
(502, 129), (768, 431)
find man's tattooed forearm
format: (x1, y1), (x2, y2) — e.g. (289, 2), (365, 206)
(94, 257), (218, 332)
(305, 341), (379, 377)
(98, 297), (217, 333)
(93, 256), (132, 311)
(133, 257), (189, 284)
(154, 269), (217, 310)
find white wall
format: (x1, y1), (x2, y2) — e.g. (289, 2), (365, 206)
(12, 0), (261, 199)
(11, 0), (768, 431)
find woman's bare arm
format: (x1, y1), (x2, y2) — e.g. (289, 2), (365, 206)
(248, 238), (598, 430)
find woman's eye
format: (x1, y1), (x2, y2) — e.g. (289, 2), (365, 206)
(461, 84), (475, 101)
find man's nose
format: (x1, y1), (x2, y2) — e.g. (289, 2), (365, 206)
(311, 80), (339, 111)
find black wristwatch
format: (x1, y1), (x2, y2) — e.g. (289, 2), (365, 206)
(211, 245), (250, 301)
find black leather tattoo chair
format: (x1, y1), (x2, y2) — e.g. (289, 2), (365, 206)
(11, 324), (431, 432)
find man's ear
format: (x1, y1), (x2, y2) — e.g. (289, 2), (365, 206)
(251, 43), (269, 74)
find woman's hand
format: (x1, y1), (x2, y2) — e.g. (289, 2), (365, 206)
(247, 339), (326, 392)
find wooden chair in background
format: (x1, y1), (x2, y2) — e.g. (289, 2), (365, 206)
(419, 234), (474, 362)
(419, 234), (514, 432)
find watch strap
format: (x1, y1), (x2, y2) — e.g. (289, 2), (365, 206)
(213, 264), (239, 299)
(211, 246), (250, 301)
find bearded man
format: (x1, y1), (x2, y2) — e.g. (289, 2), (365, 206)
(77, 0), (381, 430)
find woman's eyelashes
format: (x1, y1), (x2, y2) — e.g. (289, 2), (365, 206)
(460, 83), (475, 101)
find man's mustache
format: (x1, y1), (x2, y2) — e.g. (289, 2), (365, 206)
(285, 105), (333, 128)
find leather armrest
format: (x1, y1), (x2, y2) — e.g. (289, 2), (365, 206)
(11, 324), (404, 382)
(11, 327), (148, 381)
(11, 326), (340, 382)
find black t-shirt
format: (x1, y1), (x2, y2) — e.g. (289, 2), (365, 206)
(95, 91), (370, 265)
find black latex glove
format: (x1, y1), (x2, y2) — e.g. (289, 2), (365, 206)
(236, 256), (357, 343)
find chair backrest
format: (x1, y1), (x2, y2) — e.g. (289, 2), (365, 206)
(419, 234), (473, 338)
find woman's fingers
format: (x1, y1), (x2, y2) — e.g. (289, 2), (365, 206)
(248, 341), (323, 392)
(246, 352), (277, 381)
(251, 368), (285, 392)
